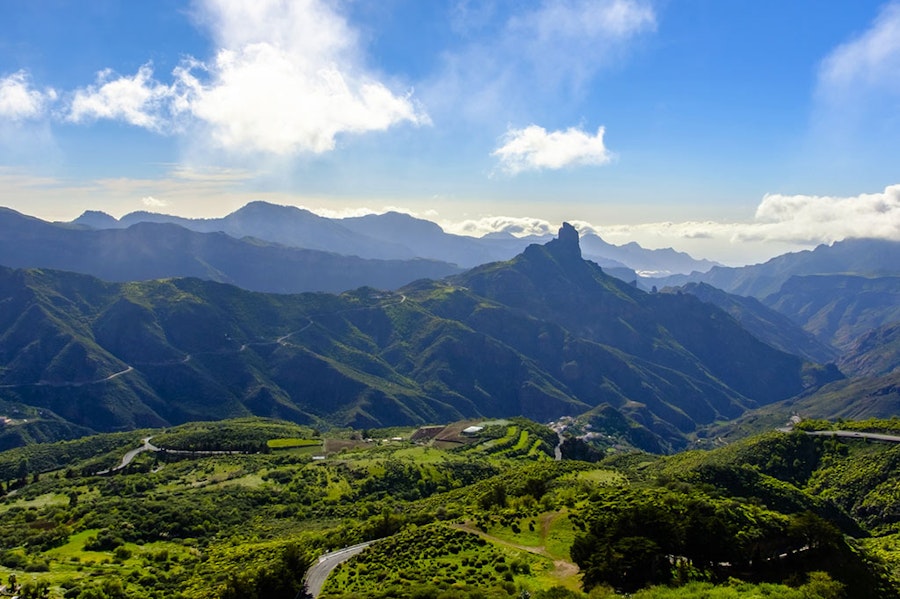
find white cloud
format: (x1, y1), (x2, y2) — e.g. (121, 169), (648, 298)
(167, 0), (427, 155)
(0, 71), (56, 121)
(50, 0), (426, 154)
(812, 1), (900, 153)
(492, 125), (612, 174)
(142, 196), (168, 208)
(442, 216), (556, 238)
(748, 185), (900, 243)
(581, 186), (899, 249)
(552, 186), (900, 246)
(818, 2), (900, 98)
(68, 64), (174, 131)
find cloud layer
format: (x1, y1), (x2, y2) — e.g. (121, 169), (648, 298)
(749, 185), (900, 243)
(492, 125), (612, 174)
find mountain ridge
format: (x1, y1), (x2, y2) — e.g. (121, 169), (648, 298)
(654, 237), (900, 297)
(0, 224), (836, 449)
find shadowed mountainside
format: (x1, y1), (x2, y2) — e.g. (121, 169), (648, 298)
(670, 282), (839, 364)
(0, 224), (838, 450)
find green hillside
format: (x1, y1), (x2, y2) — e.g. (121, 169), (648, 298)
(0, 417), (899, 598)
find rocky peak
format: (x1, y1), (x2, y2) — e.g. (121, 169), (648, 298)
(548, 222), (582, 260)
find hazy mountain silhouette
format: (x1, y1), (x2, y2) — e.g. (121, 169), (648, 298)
(69, 201), (718, 275)
(1, 207), (460, 293)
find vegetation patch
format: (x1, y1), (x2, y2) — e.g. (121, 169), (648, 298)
(0, 417), (898, 597)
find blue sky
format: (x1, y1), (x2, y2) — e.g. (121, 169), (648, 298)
(1, 0), (898, 264)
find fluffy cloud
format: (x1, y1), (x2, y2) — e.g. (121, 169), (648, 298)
(492, 125), (612, 174)
(747, 185), (900, 243)
(58, 0), (426, 154)
(443, 215), (556, 237)
(176, 0), (427, 154)
(68, 65), (174, 131)
(0, 71), (56, 121)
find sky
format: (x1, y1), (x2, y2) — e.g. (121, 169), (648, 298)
(1, 0), (899, 265)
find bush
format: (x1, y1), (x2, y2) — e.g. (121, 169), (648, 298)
(0, 550), (28, 568)
(83, 529), (124, 552)
(113, 546), (132, 560)
(24, 558), (50, 572)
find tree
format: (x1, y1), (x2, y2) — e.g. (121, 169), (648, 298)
(16, 459), (28, 486)
(220, 543), (312, 599)
(19, 580), (50, 599)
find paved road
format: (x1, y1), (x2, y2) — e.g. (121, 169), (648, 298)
(804, 430), (900, 443)
(94, 436), (159, 475)
(305, 541), (373, 597)
(117, 436), (159, 469)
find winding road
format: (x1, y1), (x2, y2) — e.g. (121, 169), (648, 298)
(94, 436), (158, 475)
(304, 541), (374, 597)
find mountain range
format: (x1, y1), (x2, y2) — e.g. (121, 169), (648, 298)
(648, 235), (900, 408)
(69, 201), (718, 275)
(3, 201), (899, 450)
(655, 237), (900, 298)
(0, 207), (461, 294)
(0, 225), (838, 452)
(764, 274), (900, 350)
